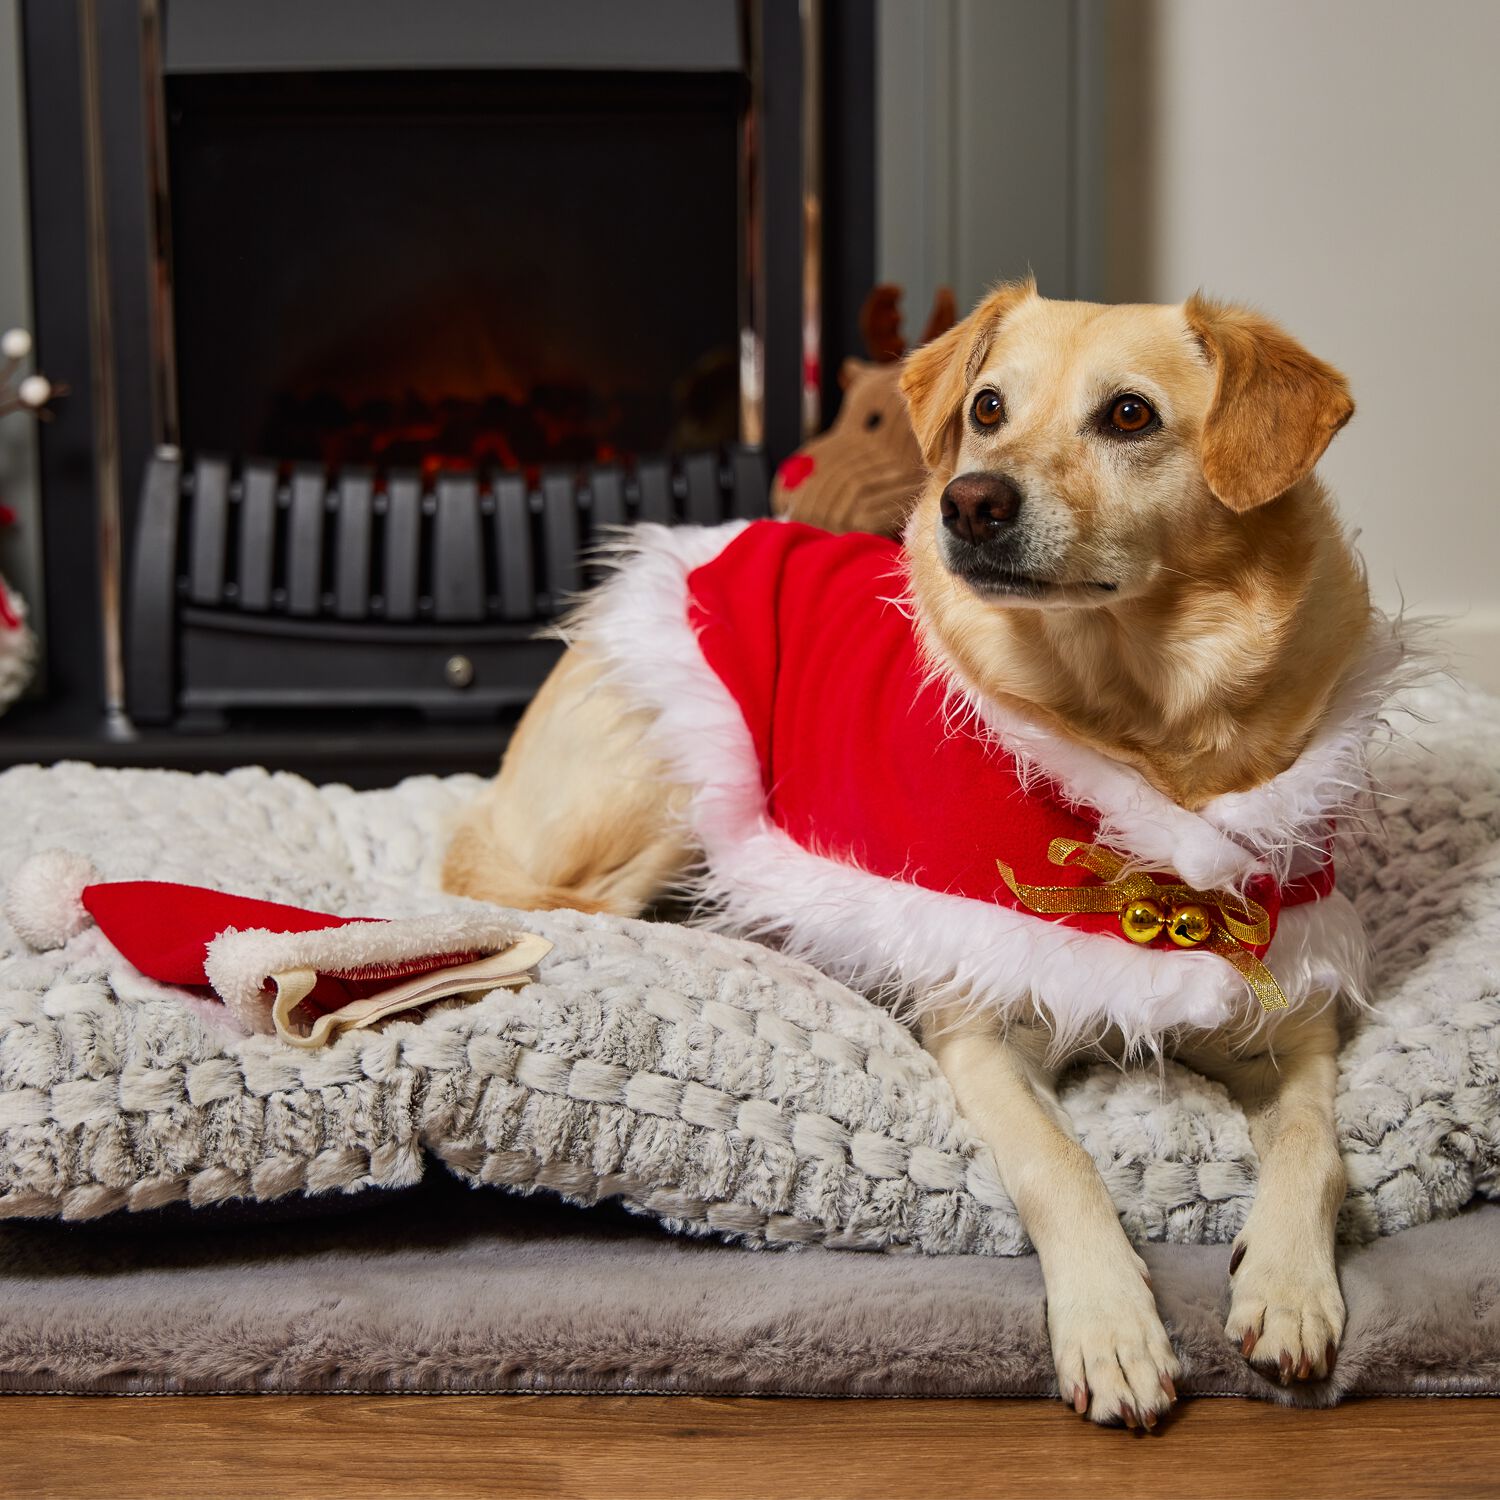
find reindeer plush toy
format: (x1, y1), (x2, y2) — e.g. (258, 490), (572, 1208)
(771, 285), (955, 537)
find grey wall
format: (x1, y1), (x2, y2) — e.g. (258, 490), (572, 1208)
(0, 0), (42, 656)
(877, 0), (1093, 323)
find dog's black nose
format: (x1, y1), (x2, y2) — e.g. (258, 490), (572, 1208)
(940, 473), (1023, 544)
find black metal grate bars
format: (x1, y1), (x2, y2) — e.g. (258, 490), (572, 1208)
(128, 448), (768, 725)
(172, 449), (767, 624)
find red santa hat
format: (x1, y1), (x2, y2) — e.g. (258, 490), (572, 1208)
(5, 849), (545, 1047)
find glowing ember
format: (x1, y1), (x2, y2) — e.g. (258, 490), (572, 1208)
(263, 384), (646, 478)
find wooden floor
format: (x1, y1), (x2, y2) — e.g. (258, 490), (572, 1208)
(1, 1394), (1496, 1500)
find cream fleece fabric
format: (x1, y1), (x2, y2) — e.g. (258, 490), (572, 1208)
(0, 676), (1496, 1247)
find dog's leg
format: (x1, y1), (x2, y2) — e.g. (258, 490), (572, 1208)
(442, 647), (692, 917)
(921, 1010), (1180, 1427)
(1177, 1004), (1346, 1383)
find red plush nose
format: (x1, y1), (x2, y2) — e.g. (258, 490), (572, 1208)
(778, 454), (815, 492)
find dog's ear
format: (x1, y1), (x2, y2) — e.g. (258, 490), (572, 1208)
(900, 279), (1033, 470)
(1185, 295), (1354, 512)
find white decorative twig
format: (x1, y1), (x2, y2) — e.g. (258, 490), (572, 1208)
(0, 328), (65, 419)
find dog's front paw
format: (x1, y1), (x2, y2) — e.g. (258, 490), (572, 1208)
(1225, 1232), (1344, 1382)
(1048, 1248), (1181, 1429)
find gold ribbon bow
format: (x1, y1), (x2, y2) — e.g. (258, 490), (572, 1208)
(995, 837), (1288, 1012)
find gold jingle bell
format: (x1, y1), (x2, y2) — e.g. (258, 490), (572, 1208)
(1120, 897), (1166, 944)
(1166, 902), (1214, 948)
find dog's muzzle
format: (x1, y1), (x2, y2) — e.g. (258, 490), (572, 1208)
(938, 471), (1050, 595)
(939, 472), (1023, 545)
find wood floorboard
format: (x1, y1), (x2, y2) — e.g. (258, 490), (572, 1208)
(0, 1394), (1496, 1500)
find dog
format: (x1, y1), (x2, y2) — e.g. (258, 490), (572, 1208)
(444, 281), (1393, 1428)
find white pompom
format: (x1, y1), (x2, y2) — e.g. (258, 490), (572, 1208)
(1, 327), (31, 359)
(16, 374), (51, 408)
(5, 849), (98, 950)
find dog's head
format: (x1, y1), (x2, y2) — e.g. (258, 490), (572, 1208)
(898, 281), (1354, 608)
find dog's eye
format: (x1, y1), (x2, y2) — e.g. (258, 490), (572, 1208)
(972, 390), (1005, 428)
(1106, 394), (1157, 434)
(865, 410), (883, 430)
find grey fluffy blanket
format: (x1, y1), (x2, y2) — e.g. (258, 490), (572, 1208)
(3, 1177), (1496, 1399)
(0, 682), (1496, 1250)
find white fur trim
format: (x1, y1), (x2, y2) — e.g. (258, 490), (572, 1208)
(204, 911), (518, 1036)
(583, 523), (1373, 1043)
(1199, 619), (1407, 882)
(1265, 890), (1369, 1011)
(5, 849), (99, 951)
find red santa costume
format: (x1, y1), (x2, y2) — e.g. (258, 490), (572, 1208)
(587, 519), (1393, 1045)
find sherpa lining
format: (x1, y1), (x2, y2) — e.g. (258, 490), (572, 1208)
(204, 910), (518, 1034)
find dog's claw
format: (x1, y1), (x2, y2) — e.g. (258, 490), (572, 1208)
(1229, 1242), (1246, 1275)
(1072, 1384), (1088, 1415)
(1121, 1404), (1138, 1429)
(1160, 1372), (1177, 1402)
(1241, 1328), (1258, 1357)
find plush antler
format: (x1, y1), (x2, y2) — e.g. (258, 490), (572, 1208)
(859, 285), (906, 363)
(918, 286), (958, 346)
(858, 285), (958, 363)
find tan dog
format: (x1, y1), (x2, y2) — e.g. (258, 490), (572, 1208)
(445, 282), (1384, 1429)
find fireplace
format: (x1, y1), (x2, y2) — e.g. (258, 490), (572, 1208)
(130, 55), (761, 727)
(166, 70), (744, 473)
(13, 1), (875, 776)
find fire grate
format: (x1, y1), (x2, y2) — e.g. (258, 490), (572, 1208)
(127, 447), (768, 727)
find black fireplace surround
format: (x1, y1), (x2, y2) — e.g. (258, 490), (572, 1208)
(11, 0), (875, 783)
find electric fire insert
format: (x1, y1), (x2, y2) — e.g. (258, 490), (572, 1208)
(125, 61), (769, 729)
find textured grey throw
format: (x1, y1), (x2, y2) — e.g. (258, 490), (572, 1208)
(0, 681), (1496, 1249)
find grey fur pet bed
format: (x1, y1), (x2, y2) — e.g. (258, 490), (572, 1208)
(0, 680), (1497, 1250)
(1, 1175), (1496, 1400)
